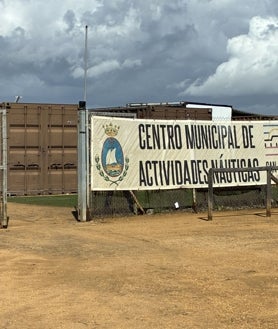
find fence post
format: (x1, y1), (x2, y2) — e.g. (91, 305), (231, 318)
(266, 168), (271, 218)
(192, 188), (197, 213)
(1, 109), (8, 228)
(77, 101), (88, 221)
(208, 168), (213, 220)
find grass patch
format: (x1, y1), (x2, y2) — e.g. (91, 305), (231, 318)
(8, 194), (78, 208)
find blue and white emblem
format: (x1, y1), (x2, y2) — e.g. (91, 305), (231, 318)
(95, 123), (129, 185)
(102, 137), (124, 177)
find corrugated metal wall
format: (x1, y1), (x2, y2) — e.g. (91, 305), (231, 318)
(136, 105), (212, 120)
(2, 102), (78, 195)
(91, 104), (213, 120)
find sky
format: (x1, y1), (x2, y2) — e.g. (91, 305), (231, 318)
(1, 0), (278, 115)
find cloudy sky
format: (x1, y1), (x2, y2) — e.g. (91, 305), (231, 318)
(1, 0), (278, 115)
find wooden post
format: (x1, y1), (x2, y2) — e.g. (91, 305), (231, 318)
(129, 191), (145, 214)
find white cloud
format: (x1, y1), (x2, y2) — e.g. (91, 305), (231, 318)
(88, 60), (120, 77)
(72, 60), (120, 79)
(72, 58), (142, 79)
(122, 59), (142, 68)
(184, 16), (278, 96)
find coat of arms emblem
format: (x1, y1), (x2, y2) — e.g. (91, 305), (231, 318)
(95, 123), (129, 185)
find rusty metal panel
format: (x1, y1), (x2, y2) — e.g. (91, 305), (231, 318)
(137, 106), (212, 120)
(96, 104), (212, 120)
(4, 102), (78, 195)
(187, 108), (212, 120)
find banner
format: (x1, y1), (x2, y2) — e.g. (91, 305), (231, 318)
(91, 117), (278, 190)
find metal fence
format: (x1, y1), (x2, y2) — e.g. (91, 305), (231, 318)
(89, 188), (194, 217)
(88, 184), (278, 218)
(78, 106), (278, 220)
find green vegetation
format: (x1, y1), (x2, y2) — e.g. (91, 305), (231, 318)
(8, 194), (78, 208)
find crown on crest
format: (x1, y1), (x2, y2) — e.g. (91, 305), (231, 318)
(103, 123), (120, 137)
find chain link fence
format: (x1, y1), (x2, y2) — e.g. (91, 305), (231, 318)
(89, 184), (278, 218)
(86, 112), (278, 219)
(90, 189), (193, 217)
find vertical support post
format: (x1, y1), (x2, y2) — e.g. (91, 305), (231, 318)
(78, 101), (88, 221)
(83, 25), (91, 218)
(192, 188), (197, 213)
(83, 25), (88, 103)
(86, 111), (91, 214)
(208, 168), (213, 220)
(266, 168), (271, 218)
(1, 109), (8, 228)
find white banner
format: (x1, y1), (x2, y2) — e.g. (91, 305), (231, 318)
(91, 117), (278, 190)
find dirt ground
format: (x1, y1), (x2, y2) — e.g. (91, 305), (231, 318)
(0, 203), (277, 329)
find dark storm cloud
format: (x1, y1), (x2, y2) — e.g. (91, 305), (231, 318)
(63, 10), (77, 32)
(0, 0), (277, 115)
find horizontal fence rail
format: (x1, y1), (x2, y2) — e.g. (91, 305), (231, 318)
(208, 166), (278, 220)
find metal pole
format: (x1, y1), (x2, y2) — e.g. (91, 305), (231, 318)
(84, 25), (91, 212)
(208, 168), (213, 220)
(83, 25), (88, 103)
(192, 188), (197, 213)
(77, 26), (90, 222)
(78, 101), (87, 221)
(1, 109), (8, 228)
(266, 168), (271, 218)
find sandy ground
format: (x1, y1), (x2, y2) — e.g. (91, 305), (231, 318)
(0, 203), (277, 329)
